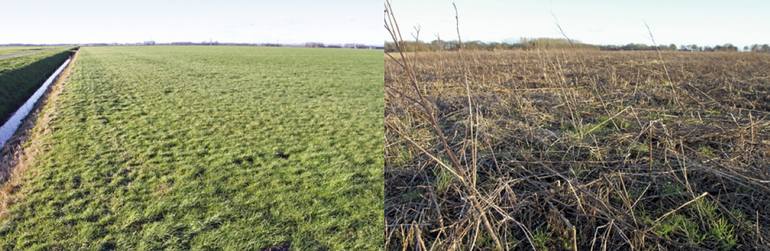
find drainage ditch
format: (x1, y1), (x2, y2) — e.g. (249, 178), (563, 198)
(0, 58), (72, 147)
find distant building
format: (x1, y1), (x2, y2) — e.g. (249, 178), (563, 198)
(144, 41), (156, 45)
(304, 42), (324, 48)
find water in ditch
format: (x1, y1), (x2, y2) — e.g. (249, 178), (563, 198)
(0, 58), (71, 147)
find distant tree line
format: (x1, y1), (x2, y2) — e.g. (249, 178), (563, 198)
(592, 43), (769, 52)
(599, 43), (679, 51)
(303, 42), (382, 49)
(703, 44), (739, 52)
(745, 44), (770, 52)
(385, 39), (769, 53)
(384, 38), (599, 52)
(600, 43), (744, 52)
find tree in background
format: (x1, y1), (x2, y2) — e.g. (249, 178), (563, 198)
(487, 42), (504, 51)
(447, 41), (462, 50)
(463, 41), (483, 50)
(430, 40), (445, 50)
(722, 43), (738, 51)
(519, 38), (533, 50)
(749, 44), (770, 53)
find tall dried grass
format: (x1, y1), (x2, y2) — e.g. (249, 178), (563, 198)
(385, 3), (770, 250)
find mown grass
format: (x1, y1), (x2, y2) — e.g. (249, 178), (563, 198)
(0, 48), (74, 125)
(0, 47), (51, 57)
(0, 46), (383, 250)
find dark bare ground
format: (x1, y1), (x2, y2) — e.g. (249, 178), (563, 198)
(259, 244), (290, 251)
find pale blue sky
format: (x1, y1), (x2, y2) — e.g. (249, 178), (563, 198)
(386, 0), (769, 48)
(0, 0), (380, 45)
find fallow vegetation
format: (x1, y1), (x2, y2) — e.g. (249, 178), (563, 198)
(385, 2), (770, 250)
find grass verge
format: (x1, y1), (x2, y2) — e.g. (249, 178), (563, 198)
(0, 47), (52, 57)
(0, 48), (75, 125)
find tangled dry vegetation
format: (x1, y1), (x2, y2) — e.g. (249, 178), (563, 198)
(385, 18), (770, 250)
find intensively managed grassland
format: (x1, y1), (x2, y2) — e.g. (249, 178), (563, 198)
(0, 47), (52, 56)
(0, 46), (383, 250)
(0, 48), (74, 125)
(385, 49), (770, 250)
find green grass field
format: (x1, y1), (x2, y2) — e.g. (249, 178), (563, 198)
(0, 48), (74, 125)
(0, 46), (383, 250)
(0, 47), (52, 56)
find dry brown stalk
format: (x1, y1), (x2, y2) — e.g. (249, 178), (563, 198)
(386, 2), (503, 250)
(654, 192), (709, 224)
(386, 35), (770, 249)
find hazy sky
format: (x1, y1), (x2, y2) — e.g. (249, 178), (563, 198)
(386, 0), (769, 48)
(0, 0), (380, 45)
